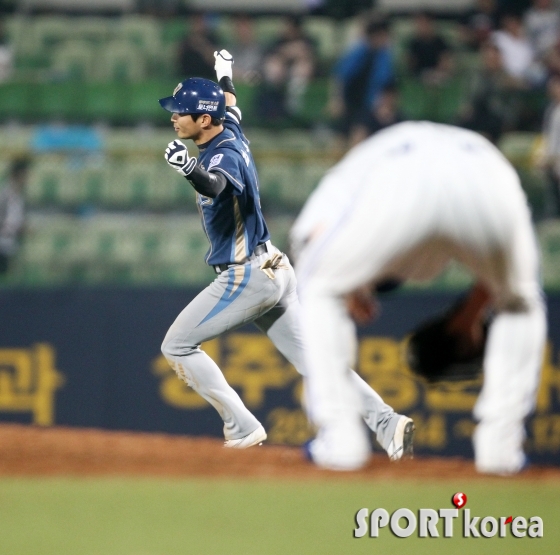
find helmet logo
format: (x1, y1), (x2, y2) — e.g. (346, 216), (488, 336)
(173, 82), (183, 96)
(197, 100), (219, 112)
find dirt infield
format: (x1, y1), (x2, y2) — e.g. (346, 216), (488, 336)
(0, 424), (558, 481)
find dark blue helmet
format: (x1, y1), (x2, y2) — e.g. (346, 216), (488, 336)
(159, 77), (226, 119)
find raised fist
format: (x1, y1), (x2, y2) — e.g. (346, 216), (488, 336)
(214, 49), (234, 81)
(165, 140), (196, 177)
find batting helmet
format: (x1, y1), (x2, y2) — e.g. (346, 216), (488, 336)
(159, 77), (226, 119)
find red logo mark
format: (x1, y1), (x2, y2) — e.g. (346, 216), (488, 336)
(505, 516), (513, 524)
(451, 492), (468, 509)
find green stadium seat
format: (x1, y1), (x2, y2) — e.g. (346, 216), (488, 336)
(80, 166), (107, 204)
(38, 82), (86, 121)
(82, 82), (125, 122)
(27, 158), (66, 205)
(21, 214), (101, 283)
(278, 160), (325, 205)
(34, 16), (73, 50)
(95, 41), (146, 82)
(438, 21), (463, 50)
(304, 17), (339, 61)
(101, 162), (137, 206)
(51, 40), (96, 80)
(118, 16), (162, 53)
(74, 18), (112, 45)
(125, 81), (173, 123)
(147, 163), (184, 208)
(255, 161), (288, 205)
(55, 167), (85, 206)
(5, 15), (40, 60)
(498, 133), (540, 168)
(0, 83), (33, 121)
(254, 17), (285, 47)
(431, 77), (466, 123)
(265, 215), (295, 253)
(161, 18), (188, 46)
(538, 220), (560, 289)
(0, 126), (32, 152)
(300, 80), (329, 122)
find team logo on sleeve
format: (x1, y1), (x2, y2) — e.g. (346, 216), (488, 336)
(208, 154), (223, 170)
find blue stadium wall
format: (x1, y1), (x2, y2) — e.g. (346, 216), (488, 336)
(0, 288), (559, 466)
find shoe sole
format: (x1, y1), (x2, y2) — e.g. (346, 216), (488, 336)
(224, 427), (267, 449)
(389, 418), (415, 461)
(401, 421), (415, 460)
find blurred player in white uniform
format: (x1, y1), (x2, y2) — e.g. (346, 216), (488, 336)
(292, 121), (547, 474)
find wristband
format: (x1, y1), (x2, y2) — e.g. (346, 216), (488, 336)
(219, 76), (236, 97)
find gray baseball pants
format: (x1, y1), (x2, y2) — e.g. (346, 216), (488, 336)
(161, 244), (401, 445)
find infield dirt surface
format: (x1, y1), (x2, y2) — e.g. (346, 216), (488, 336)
(1, 423), (559, 481)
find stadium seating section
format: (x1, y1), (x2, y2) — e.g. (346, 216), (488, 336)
(0, 14), (487, 125)
(0, 14), (557, 288)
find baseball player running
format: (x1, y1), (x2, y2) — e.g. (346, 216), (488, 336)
(292, 121), (547, 474)
(158, 50), (414, 461)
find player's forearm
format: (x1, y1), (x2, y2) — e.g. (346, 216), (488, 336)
(447, 282), (492, 337)
(187, 167), (227, 198)
(224, 91), (236, 107)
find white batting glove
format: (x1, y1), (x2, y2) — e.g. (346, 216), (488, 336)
(165, 140), (196, 177)
(214, 49), (233, 80)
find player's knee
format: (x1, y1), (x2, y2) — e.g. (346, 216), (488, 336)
(161, 331), (197, 360)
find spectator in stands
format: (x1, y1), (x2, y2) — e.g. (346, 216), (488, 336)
(405, 11), (454, 85)
(329, 17), (395, 147)
(457, 40), (526, 143)
(350, 83), (403, 146)
(227, 14), (263, 85)
(177, 13), (219, 80)
(524, 0), (560, 60)
(258, 15), (317, 119)
(541, 74), (560, 217)
(0, 18), (13, 83)
(459, 0), (499, 51)
(0, 158), (29, 276)
(543, 34), (560, 76)
(491, 13), (542, 85)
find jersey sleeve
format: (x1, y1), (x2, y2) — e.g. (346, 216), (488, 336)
(207, 147), (246, 194)
(223, 106), (243, 136)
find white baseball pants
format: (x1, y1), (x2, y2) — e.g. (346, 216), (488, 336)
(293, 122), (547, 473)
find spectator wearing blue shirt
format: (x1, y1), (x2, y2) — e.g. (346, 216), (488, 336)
(329, 17), (395, 147)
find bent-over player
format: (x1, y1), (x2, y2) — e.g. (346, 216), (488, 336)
(158, 50), (414, 463)
(291, 121), (547, 474)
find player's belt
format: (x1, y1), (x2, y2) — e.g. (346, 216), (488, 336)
(213, 242), (269, 274)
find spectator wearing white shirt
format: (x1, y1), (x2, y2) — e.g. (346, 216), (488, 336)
(0, 18), (13, 82)
(491, 13), (540, 84)
(524, 0), (560, 59)
(0, 158), (29, 275)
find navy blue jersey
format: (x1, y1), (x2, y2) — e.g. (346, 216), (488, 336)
(195, 108), (270, 266)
